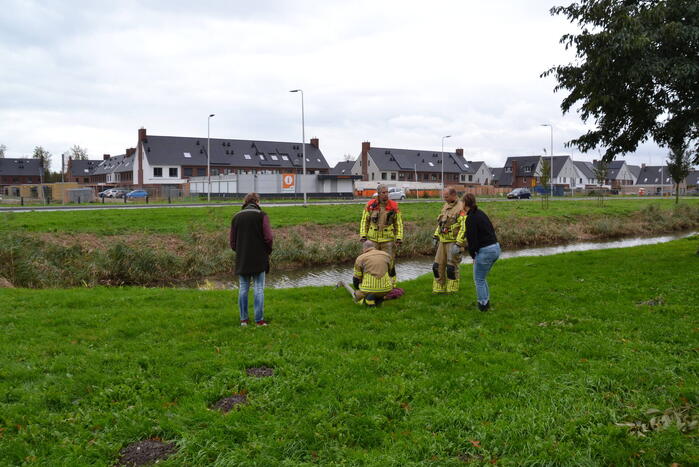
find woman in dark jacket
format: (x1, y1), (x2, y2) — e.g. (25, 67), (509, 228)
(230, 192), (273, 326)
(463, 193), (500, 311)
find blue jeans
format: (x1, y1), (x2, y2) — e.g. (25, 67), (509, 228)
(473, 243), (500, 305)
(238, 272), (265, 322)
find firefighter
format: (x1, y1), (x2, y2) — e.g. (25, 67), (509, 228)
(359, 184), (404, 284)
(432, 186), (466, 293)
(338, 240), (393, 306)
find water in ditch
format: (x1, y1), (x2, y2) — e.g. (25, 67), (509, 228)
(203, 231), (696, 290)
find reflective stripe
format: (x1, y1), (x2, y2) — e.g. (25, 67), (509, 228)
(360, 272), (392, 293)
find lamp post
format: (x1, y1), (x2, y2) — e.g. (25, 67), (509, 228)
(441, 135), (451, 192)
(207, 113), (215, 202)
(289, 89), (306, 207)
(541, 124), (553, 197)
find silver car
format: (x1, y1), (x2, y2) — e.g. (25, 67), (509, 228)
(372, 187), (406, 200)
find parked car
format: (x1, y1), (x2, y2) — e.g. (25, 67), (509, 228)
(507, 188), (532, 199)
(98, 189), (115, 198)
(110, 188), (130, 198)
(126, 190), (148, 199)
(372, 187), (406, 200)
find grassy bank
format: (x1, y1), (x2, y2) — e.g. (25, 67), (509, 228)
(3, 198), (698, 234)
(1, 202), (698, 288)
(1, 238), (698, 465)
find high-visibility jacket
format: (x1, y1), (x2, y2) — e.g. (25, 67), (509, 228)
(359, 199), (404, 243)
(353, 248), (393, 293)
(433, 200), (466, 245)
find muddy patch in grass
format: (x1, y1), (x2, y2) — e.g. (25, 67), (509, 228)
(458, 452), (485, 463)
(116, 439), (177, 466)
(211, 393), (248, 413)
(246, 366), (274, 377)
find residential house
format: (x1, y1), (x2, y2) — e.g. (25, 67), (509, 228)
(627, 164), (642, 184)
(65, 158), (103, 184)
(593, 160), (636, 188)
(686, 170), (699, 190)
(462, 161), (492, 185)
(490, 167), (504, 186)
(0, 158), (42, 190)
(635, 165), (673, 195)
(330, 160), (356, 176)
(90, 151), (135, 186)
(351, 141), (475, 185)
(573, 161), (598, 187)
(498, 156), (541, 188)
(123, 128), (330, 188)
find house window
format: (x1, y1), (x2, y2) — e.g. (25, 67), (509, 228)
(83, 178), (89, 183)
(281, 155), (289, 161)
(390, 173), (396, 180)
(428, 162), (434, 167)
(183, 152), (192, 158)
(524, 167), (530, 172)
(197, 168), (206, 176)
(153, 167), (163, 177)
(579, 178), (582, 184)
(371, 173), (375, 180)
(259, 155), (265, 160)
(271, 155), (278, 161)
(381, 172), (387, 180)
(212, 168), (219, 176)
(505, 167), (512, 173)
(460, 175), (466, 182)
(184, 168), (193, 177)
(468, 175), (473, 182)
(244, 154), (251, 160)
(169, 168), (178, 177)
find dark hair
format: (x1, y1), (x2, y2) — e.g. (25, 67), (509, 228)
(242, 192), (260, 207)
(462, 193), (477, 208)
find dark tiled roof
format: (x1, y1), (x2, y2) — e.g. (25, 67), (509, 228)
(687, 170), (699, 186)
(367, 147), (471, 174)
(491, 167), (504, 183)
(330, 160), (355, 175)
(574, 161), (596, 180)
(92, 154), (134, 175)
(142, 135), (330, 170)
(627, 164), (641, 179)
(636, 166), (671, 185)
(68, 159), (102, 177)
(464, 161), (485, 175)
(593, 160), (627, 179)
(0, 158), (43, 176)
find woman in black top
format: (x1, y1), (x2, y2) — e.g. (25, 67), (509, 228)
(463, 193), (500, 311)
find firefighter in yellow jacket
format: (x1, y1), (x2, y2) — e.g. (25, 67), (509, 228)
(432, 187), (466, 293)
(359, 184), (404, 284)
(341, 240), (393, 306)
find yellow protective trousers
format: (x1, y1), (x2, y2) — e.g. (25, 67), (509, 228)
(432, 242), (462, 293)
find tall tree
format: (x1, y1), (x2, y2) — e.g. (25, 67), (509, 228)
(666, 141), (692, 204)
(67, 144), (89, 160)
(593, 160), (609, 206)
(32, 146), (52, 177)
(0, 144), (6, 158)
(543, 0), (699, 164)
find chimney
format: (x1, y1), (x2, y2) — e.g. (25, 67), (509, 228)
(126, 148), (136, 157)
(103, 154), (111, 160)
(310, 137), (319, 148)
(361, 141), (370, 181)
(137, 128), (145, 187)
(593, 159), (598, 165)
(138, 127), (147, 142)
(641, 163), (646, 169)
(455, 148), (464, 157)
(511, 160), (518, 186)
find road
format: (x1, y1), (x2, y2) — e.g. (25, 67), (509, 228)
(0, 196), (678, 213)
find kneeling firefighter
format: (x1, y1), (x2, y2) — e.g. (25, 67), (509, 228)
(343, 240), (393, 306)
(432, 187), (466, 293)
(359, 184), (404, 285)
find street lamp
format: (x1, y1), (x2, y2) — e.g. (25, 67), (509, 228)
(289, 89), (307, 207)
(541, 124), (553, 197)
(208, 113), (215, 202)
(441, 135), (451, 192)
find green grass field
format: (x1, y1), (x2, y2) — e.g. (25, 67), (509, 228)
(2, 198), (698, 235)
(1, 237), (697, 465)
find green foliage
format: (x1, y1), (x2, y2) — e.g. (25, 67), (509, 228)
(544, 0), (699, 163)
(1, 240), (698, 464)
(667, 141), (693, 204)
(67, 144), (89, 160)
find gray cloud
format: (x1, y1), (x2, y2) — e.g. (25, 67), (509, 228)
(0, 0), (674, 171)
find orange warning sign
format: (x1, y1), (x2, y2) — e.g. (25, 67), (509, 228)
(282, 173), (296, 192)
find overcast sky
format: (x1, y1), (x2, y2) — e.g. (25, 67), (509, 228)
(1, 0), (672, 171)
